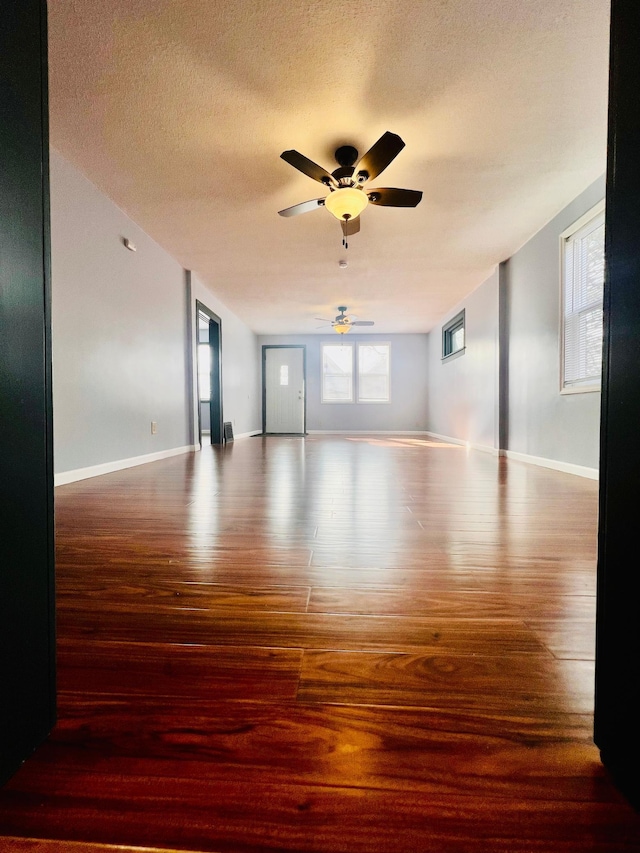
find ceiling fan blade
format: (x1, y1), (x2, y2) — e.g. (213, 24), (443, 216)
(351, 320), (375, 326)
(367, 187), (423, 207)
(281, 150), (338, 187)
(278, 198), (325, 217)
(353, 132), (405, 183)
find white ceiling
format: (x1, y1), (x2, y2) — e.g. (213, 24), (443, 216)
(47, 0), (611, 335)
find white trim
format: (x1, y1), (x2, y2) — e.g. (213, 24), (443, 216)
(560, 384), (600, 396)
(234, 430), (263, 439)
(425, 432), (598, 477)
(504, 449), (598, 480)
(55, 445), (197, 487)
(559, 198), (606, 241)
(424, 431), (498, 455)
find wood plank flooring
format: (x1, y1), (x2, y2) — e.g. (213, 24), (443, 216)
(1, 434), (639, 852)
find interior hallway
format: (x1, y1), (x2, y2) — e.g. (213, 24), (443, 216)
(1, 434), (639, 852)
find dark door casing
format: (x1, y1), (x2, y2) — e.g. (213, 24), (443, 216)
(0, 0), (56, 785)
(595, 0), (640, 806)
(209, 317), (223, 445)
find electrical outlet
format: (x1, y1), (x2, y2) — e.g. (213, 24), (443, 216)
(151, 421), (157, 434)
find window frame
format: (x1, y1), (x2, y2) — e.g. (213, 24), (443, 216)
(357, 341), (391, 403)
(559, 199), (605, 395)
(442, 310), (465, 360)
(321, 341), (354, 404)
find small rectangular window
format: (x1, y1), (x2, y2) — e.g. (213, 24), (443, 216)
(280, 365), (289, 385)
(322, 343), (353, 402)
(561, 202), (605, 392)
(358, 343), (390, 402)
(442, 310), (465, 359)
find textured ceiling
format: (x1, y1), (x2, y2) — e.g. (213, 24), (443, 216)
(47, 0), (610, 334)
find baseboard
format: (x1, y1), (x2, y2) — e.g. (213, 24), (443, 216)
(423, 432), (598, 478)
(55, 445), (197, 486)
(424, 431), (498, 455)
(504, 449), (598, 480)
(234, 430), (263, 439)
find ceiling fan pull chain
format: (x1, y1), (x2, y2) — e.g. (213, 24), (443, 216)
(342, 216), (350, 249)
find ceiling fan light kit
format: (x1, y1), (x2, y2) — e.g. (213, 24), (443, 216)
(278, 131), (422, 247)
(324, 186), (369, 221)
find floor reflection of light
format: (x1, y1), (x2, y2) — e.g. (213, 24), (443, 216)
(312, 439), (408, 568)
(266, 438), (306, 536)
(187, 448), (221, 549)
(345, 436), (464, 449)
(334, 726), (375, 783)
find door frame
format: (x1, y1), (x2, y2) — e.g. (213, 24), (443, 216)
(196, 301), (223, 446)
(0, 0), (56, 786)
(262, 345), (307, 435)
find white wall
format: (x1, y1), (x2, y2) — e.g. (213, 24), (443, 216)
(505, 175), (605, 469)
(258, 334), (429, 432)
(426, 270), (499, 452)
(190, 273), (261, 440)
(50, 150), (192, 475)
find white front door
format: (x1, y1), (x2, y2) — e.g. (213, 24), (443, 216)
(264, 347), (305, 433)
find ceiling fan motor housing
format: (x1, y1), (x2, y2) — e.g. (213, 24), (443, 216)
(334, 145), (358, 167)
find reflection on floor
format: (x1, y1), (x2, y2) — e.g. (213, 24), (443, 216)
(1, 435), (639, 852)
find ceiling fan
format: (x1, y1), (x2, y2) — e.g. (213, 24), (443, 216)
(316, 306), (375, 335)
(278, 131), (422, 247)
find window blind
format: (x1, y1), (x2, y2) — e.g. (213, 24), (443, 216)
(562, 210), (605, 389)
(358, 344), (390, 402)
(322, 344), (353, 402)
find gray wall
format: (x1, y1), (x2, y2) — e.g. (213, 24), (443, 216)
(258, 334), (429, 432)
(425, 175), (605, 469)
(505, 175), (605, 467)
(51, 151), (262, 476)
(426, 270), (499, 451)
(51, 150), (191, 474)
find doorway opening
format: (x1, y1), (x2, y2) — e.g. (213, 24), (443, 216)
(196, 302), (223, 446)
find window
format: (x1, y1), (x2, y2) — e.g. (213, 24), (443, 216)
(358, 343), (390, 402)
(442, 310), (465, 359)
(561, 202), (605, 392)
(280, 365), (289, 385)
(322, 343), (353, 402)
(322, 342), (391, 403)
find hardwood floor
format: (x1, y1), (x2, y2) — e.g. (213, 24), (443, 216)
(1, 434), (639, 852)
